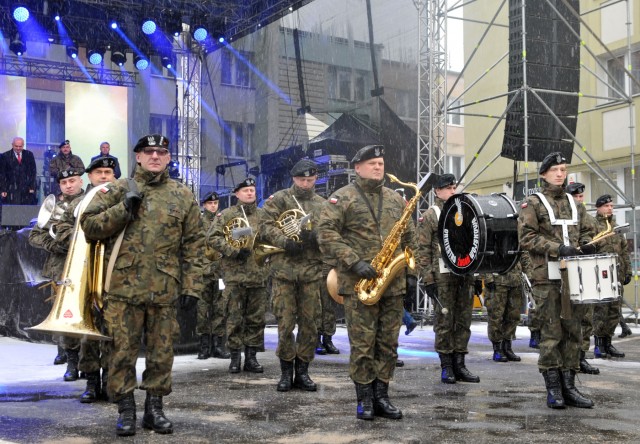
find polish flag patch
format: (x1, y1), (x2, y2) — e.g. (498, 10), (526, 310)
(329, 197), (338, 204)
(100, 187), (109, 193)
(268, 195), (274, 200)
(521, 202), (528, 209)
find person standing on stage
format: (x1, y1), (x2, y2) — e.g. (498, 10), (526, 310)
(49, 140), (85, 198)
(592, 194), (632, 360)
(417, 173), (479, 385)
(519, 152), (595, 409)
(91, 141), (122, 179)
(207, 178), (268, 374)
(80, 134), (204, 436)
(0, 136), (37, 205)
(262, 159), (325, 392)
(318, 145), (416, 420)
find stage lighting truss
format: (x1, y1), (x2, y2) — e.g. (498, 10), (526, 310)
(66, 43), (78, 59)
(10, 33), (26, 56)
(163, 10), (183, 38)
(110, 46), (127, 67)
(88, 46), (106, 65)
(12, 4), (30, 23)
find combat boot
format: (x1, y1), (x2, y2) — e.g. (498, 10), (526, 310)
(315, 333), (327, 355)
(212, 335), (231, 359)
(605, 336), (625, 358)
(243, 346), (264, 373)
(452, 352), (480, 383)
(492, 341), (508, 362)
(116, 393), (136, 436)
(322, 335), (340, 354)
(53, 345), (67, 365)
(396, 359), (404, 367)
(560, 369), (594, 408)
(502, 339), (521, 362)
(142, 393), (173, 434)
(79, 371), (101, 403)
(100, 368), (110, 401)
(354, 382), (374, 420)
(277, 359), (294, 392)
(293, 357), (317, 391)
(542, 368), (565, 409)
(594, 336), (608, 359)
(229, 349), (242, 373)
(579, 350), (599, 375)
(619, 321), (632, 338)
(403, 310), (418, 335)
(197, 334), (210, 360)
(529, 330), (541, 349)
(63, 349), (79, 381)
(438, 353), (456, 384)
(372, 379), (402, 419)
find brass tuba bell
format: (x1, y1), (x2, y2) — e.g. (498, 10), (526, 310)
(37, 194), (66, 238)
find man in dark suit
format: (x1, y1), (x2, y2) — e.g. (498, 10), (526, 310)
(0, 136), (37, 204)
(90, 141), (122, 179)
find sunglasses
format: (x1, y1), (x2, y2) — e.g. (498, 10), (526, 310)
(142, 147), (170, 156)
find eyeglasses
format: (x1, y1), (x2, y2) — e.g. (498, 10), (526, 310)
(142, 147), (170, 156)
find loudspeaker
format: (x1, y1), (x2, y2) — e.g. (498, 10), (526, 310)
(0, 205), (39, 227)
(502, 135), (574, 162)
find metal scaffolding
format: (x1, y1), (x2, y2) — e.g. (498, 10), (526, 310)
(178, 47), (202, 197)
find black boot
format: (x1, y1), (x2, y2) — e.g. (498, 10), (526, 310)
(542, 368), (565, 409)
(579, 350), (600, 375)
(372, 379), (402, 419)
(63, 349), (79, 381)
(605, 336), (625, 358)
(395, 359), (404, 367)
(142, 393), (173, 434)
(212, 335), (231, 359)
(619, 321), (632, 338)
(529, 330), (540, 349)
(243, 346), (264, 373)
(502, 339), (521, 362)
(452, 352), (480, 383)
(560, 369), (594, 408)
(229, 349), (242, 373)
(315, 333), (327, 355)
(293, 357), (317, 391)
(322, 335), (340, 354)
(116, 393), (136, 436)
(277, 359), (294, 392)
(79, 371), (101, 403)
(101, 368), (110, 401)
(492, 341), (508, 362)
(354, 382), (374, 420)
(594, 336), (608, 359)
(197, 334), (210, 360)
(53, 345), (67, 365)
(438, 353), (456, 384)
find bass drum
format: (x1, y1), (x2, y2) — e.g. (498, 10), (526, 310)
(438, 193), (519, 276)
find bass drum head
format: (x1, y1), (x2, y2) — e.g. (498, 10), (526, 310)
(438, 193), (519, 276)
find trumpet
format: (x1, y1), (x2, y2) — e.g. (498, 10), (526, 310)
(37, 194), (67, 238)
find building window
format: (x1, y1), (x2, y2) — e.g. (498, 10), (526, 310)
(447, 99), (463, 126)
(26, 101), (65, 145)
(328, 66), (371, 102)
(607, 55), (626, 100)
(220, 50), (253, 88)
(396, 90), (416, 119)
(150, 114), (176, 140)
(446, 155), (464, 179)
(222, 122), (254, 158)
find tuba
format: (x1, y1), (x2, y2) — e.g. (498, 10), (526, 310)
(28, 188), (111, 341)
(37, 194), (67, 238)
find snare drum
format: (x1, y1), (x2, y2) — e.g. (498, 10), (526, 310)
(564, 254), (619, 304)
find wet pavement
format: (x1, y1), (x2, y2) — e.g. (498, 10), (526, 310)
(1, 321), (640, 443)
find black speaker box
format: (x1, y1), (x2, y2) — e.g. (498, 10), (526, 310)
(502, 135), (574, 162)
(505, 112), (577, 140)
(509, 40), (580, 68)
(508, 91), (579, 116)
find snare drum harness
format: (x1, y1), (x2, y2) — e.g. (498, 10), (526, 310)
(534, 192), (578, 247)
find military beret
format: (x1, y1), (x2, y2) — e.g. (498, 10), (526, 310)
(59, 139), (70, 148)
(566, 182), (585, 195)
(290, 159), (318, 177)
(539, 151), (566, 174)
(435, 173), (456, 189)
(595, 194), (613, 208)
(133, 134), (170, 152)
(85, 157), (116, 173)
(233, 177), (256, 193)
(351, 145), (385, 164)
(202, 191), (219, 203)
(57, 168), (81, 183)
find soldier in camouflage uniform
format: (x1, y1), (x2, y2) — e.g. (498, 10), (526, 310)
(207, 178), (268, 374)
(49, 140), (85, 198)
(417, 173), (479, 385)
(519, 152), (595, 409)
(565, 182), (600, 375)
(28, 169), (84, 381)
(196, 191), (230, 360)
(592, 194), (632, 360)
(318, 145), (416, 421)
(262, 159), (325, 392)
(80, 134), (204, 436)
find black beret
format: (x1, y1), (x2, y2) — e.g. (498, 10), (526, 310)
(202, 191), (219, 203)
(290, 159), (318, 177)
(566, 182), (585, 195)
(57, 168), (81, 183)
(86, 157), (117, 173)
(59, 139), (70, 148)
(233, 178), (256, 193)
(595, 194), (613, 208)
(351, 145), (385, 164)
(133, 134), (170, 152)
(435, 173), (456, 189)
(539, 151), (567, 174)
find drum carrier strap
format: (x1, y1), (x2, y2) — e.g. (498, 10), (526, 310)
(430, 205), (449, 274)
(534, 192), (578, 247)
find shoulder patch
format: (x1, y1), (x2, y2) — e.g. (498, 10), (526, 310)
(268, 194), (274, 200)
(100, 187), (110, 193)
(216, 212), (223, 217)
(329, 197), (338, 204)
(521, 202), (528, 209)
(418, 216), (424, 223)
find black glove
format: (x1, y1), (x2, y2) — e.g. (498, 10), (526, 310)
(234, 248), (251, 262)
(424, 283), (438, 300)
(299, 229), (318, 247)
(179, 295), (198, 311)
(283, 238), (304, 256)
(486, 281), (497, 292)
(558, 245), (580, 257)
(473, 280), (483, 295)
(406, 275), (418, 296)
(579, 243), (597, 255)
(623, 274), (632, 285)
(123, 191), (142, 217)
(351, 260), (377, 279)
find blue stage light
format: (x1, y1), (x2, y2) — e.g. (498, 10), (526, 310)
(134, 54), (149, 70)
(66, 44), (78, 59)
(13, 6), (29, 23)
(110, 21), (118, 30)
(88, 48), (105, 65)
(193, 26), (207, 42)
(10, 35), (26, 56)
(141, 19), (157, 35)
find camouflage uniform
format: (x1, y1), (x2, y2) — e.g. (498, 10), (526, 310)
(197, 209), (226, 338)
(262, 185), (325, 364)
(483, 263), (524, 344)
(80, 167), (204, 401)
(317, 176), (416, 384)
(48, 152), (85, 197)
(518, 181), (592, 372)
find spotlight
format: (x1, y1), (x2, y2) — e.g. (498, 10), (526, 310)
(10, 34), (26, 56)
(141, 18), (157, 35)
(134, 54), (149, 70)
(66, 43), (78, 59)
(192, 23), (208, 42)
(111, 47), (127, 66)
(169, 160), (180, 179)
(88, 47), (105, 65)
(110, 21), (118, 30)
(160, 51), (176, 70)
(12, 5), (30, 23)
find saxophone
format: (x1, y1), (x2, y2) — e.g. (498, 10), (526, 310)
(356, 173), (419, 305)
